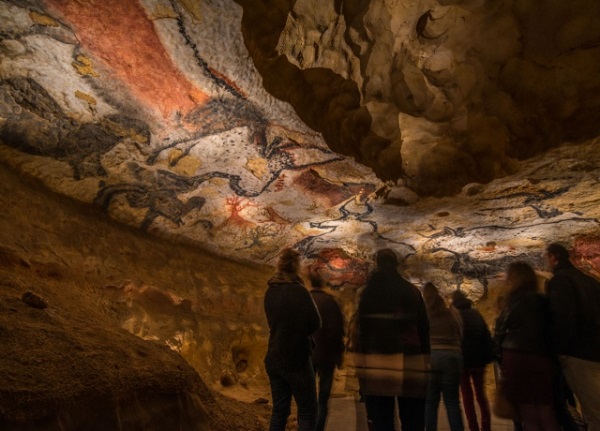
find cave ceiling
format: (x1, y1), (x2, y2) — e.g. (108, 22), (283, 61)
(1, 0), (600, 292)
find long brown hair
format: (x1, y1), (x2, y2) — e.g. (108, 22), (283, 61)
(277, 248), (300, 275)
(506, 261), (537, 293)
(500, 261), (538, 311)
(423, 282), (450, 316)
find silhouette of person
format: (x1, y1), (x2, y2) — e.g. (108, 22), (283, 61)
(494, 261), (561, 431)
(423, 282), (464, 431)
(309, 272), (345, 431)
(546, 243), (600, 431)
(355, 248), (430, 431)
(264, 248), (321, 431)
(451, 290), (493, 431)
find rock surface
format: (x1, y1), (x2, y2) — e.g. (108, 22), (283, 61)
(0, 164), (270, 430)
(1, 0), (599, 278)
(1, 1), (600, 428)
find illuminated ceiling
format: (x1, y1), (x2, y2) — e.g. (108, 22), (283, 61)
(1, 0), (600, 291)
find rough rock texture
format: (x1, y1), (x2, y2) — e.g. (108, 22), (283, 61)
(270, 0), (600, 195)
(0, 0), (382, 265)
(1, 1), (600, 428)
(2, 0), (599, 279)
(0, 163), (271, 430)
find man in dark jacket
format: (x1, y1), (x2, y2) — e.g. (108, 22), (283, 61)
(546, 243), (600, 431)
(355, 248), (430, 431)
(309, 273), (345, 431)
(452, 290), (493, 431)
(264, 248), (322, 431)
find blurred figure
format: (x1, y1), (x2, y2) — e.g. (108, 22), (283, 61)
(355, 248), (430, 431)
(546, 243), (600, 431)
(423, 283), (464, 431)
(264, 248), (321, 431)
(494, 261), (561, 431)
(309, 272), (345, 431)
(451, 290), (494, 431)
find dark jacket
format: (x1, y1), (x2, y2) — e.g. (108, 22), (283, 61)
(453, 296), (495, 368)
(546, 261), (600, 362)
(357, 268), (430, 355)
(264, 273), (321, 371)
(494, 290), (552, 355)
(310, 289), (345, 367)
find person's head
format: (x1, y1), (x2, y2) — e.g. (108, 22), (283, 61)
(506, 261), (537, 293)
(309, 271), (325, 289)
(376, 248), (398, 272)
(546, 243), (570, 269)
(423, 282), (447, 313)
(277, 248), (301, 275)
(451, 289), (471, 308)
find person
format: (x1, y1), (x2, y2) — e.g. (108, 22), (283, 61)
(423, 283), (464, 431)
(451, 290), (493, 431)
(264, 248), (322, 431)
(355, 248), (430, 431)
(494, 261), (561, 431)
(309, 272), (345, 431)
(545, 243), (600, 431)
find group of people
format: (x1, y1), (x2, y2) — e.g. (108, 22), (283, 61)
(262, 244), (600, 431)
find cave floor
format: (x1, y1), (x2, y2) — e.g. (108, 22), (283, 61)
(327, 396), (515, 431)
(324, 364), (515, 431)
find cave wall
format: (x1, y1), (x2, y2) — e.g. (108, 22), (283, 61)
(269, 0), (600, 195)
(0, 162), (272, 391)
(1, 1), (600, 425)
(1, 0), (600, 304)
(0, 0), (382, 265)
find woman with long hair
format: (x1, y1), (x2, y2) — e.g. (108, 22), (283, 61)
(423, 282), (464, 431)
(494, 261), (561, 431)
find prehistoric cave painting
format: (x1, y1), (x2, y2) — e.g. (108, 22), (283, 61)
(478, 186), (572, 219)
(293, 169), (375, 207)
(95, 164), (207, 230)
(146, 97), (270, 166)
(145, 0), (347, 173)
(421, 201), (600, 242)
(0, 77), (150, 179)
(430, 247), (538, 289)
(257, 206), (290, 231)
(214, 196), (256, 232)
(44, 0), (209, 120)
(293, 190), (415, 261)
(571, 236), (600, 279)
(235, 225), (281, 261)
(96, 138), (357, 235)
(309, 248), (370, 290)
(150, 127), (348, 199)
(167, 0), (244, 100)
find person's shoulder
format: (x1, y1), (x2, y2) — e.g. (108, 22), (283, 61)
(311, 288), (336, 301)
(461, 306), (481, 318)
(403, 279), (422, 296)
(548, 268), (579, 290)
